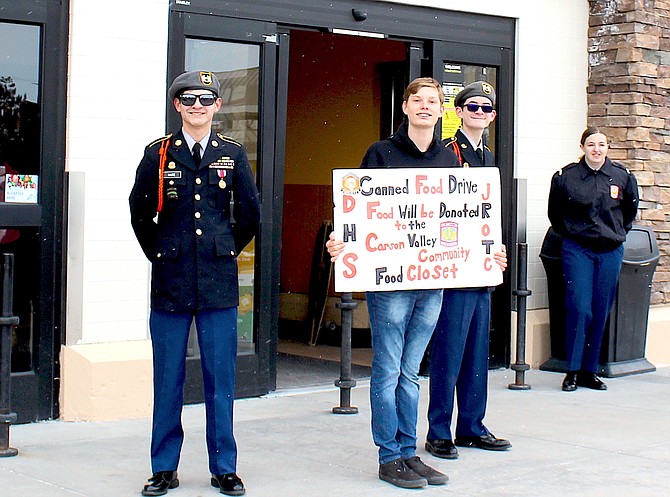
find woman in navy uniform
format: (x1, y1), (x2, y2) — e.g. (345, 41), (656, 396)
(425, 81), (511, 461)
(130, 71), (259, 496)
(548, 127), (638, 392)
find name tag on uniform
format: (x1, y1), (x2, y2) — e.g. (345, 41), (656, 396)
(209, 157), (235, 169)
(163, 171), (182, 179)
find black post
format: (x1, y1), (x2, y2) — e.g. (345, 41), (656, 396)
(509, 243), (531, 391)
(0, 254), (19, 457)
(333, 292), (358, 414)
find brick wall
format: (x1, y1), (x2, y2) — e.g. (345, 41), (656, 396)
(588, 0), (670, 304)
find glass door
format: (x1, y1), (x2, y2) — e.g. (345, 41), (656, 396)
(430, 41), (514, 369)
(169, 12), (279, 399)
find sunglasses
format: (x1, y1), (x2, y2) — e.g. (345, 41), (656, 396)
(464, 103), (494, 113)
(178, 93), (217, 106)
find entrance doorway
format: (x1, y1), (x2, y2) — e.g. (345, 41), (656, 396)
(277, 30), (410, 388)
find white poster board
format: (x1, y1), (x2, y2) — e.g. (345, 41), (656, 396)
(332, 167), (503, 293)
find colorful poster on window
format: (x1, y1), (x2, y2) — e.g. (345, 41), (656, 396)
(5, 174), (38, 203)
(332, 167), (503, 293)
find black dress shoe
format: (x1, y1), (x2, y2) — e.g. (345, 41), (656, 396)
(562, 371), (578, 392)
(577, 372), (607, 390)
(425, 439), (459, 459)
(211, 473), (246, 496)
(141, 471), (178, 496)
(455, 433), (511, 451)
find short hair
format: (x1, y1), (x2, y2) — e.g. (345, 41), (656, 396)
(580, 127), (608, 145)
(403, 77), (444, 104)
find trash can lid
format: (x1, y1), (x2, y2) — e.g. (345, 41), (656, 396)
(623, 226), (660, 264)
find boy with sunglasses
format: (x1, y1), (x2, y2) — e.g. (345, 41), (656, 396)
(425, 81), (512, 460)
(130, 70), (260, 496)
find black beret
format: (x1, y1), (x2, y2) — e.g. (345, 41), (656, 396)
(168, 71), (221, 100)
(454, 81), (496, 108)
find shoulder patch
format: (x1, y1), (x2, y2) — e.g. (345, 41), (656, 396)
(216, 132), (242, 147)
(444, 136), (457, 147)
(148, 134), (172, 148)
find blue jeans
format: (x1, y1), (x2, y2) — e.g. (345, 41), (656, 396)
(562, 239), (624, 373)
(366, 289), (443, 464)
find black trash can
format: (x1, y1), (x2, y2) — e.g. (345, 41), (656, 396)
(539, 226), (659, 377)
(599, 226), (659, 377)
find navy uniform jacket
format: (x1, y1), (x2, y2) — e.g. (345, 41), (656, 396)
(129, 129), (260, 312)
(548, 157), (638, 253)
(360, 122), (460, 169)
(445, 129), (496, 290)
(445, 129), (493, 168)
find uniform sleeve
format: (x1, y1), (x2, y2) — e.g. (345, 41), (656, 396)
(231, 146), (260, 253)
(547, 171), (566, 236)
(129, 146), (160, 261)
(622, 171), (639, 233)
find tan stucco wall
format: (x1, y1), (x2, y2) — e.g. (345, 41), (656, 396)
(60, 341), (153, 421)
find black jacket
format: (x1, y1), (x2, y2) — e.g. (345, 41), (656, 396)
(548, 157), (638, 252)
(360, 122), (460, 169)
(445, 129), (494, 167)
(129, 130), (260, 311)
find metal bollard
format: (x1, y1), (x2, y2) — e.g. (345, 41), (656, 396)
(333, 292), (358, 414)
(509, 243), (531, 391)
(0, 254), (19, 457)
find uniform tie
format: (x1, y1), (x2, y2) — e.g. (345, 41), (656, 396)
(476, 147), (484, 165)
(192, 142), (202, 166)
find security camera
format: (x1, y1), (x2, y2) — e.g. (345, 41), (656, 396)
(352, 9), (368, 22)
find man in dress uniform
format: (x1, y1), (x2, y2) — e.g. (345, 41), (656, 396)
(425, 81), (511, 460)
(130, 70), (260, 496)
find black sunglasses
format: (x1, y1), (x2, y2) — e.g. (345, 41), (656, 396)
(464, 103), (494, 113)
(178, 93), (217, 107)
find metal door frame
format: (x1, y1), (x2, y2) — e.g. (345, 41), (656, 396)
(168, 11), (279, 399)
(429, 41), (515, 367)
(0, 0), (69, 422)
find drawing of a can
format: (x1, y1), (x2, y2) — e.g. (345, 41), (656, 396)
(440, 221), (458, 247)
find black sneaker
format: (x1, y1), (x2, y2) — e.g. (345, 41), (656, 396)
(378, 458), (428, 488)
(404, 456), (449, 485)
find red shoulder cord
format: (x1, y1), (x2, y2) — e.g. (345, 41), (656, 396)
(157, 138), (170, 213)
(450, 141), (464, 166)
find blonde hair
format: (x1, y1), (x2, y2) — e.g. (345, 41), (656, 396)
(403, 77), (444, 104)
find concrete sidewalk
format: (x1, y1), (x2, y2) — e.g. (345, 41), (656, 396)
(2, 366), (669, 497)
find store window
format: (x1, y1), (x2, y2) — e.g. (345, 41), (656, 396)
(184, 38), (261, 355)
(0, 21), (41, 373)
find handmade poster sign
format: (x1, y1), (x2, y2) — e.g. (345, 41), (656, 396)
(332, 167), (503, 293)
